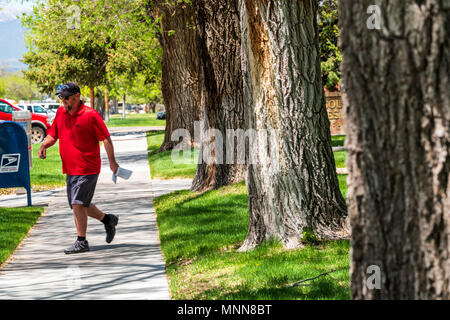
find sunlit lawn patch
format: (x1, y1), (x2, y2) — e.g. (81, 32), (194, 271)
(0, 207), (44, 266)
(155, 181), (350, 300)
(107, 113), (166, 127)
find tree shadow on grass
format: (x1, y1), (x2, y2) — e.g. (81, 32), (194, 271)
(195, 277), (350, 300)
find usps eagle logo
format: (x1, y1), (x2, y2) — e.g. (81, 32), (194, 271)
(0, 154), (20, 173)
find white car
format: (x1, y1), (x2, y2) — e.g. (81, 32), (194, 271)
(41, 102), (61, 112)
(19, 104), (56, 121)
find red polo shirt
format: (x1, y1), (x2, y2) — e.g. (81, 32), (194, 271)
(47, 102), (110, 175)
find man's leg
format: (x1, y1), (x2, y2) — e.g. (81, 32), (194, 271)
(64, 204), (90, 254)
(64, 175), (96, 254)
(85, 203), (119, 243)
(72, 204), (88, 237)
(84, 203), (105, 221)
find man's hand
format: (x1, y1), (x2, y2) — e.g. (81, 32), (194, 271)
(103, 137), (118, 174)
(110, 160), (119, 175)
(38, 135), (57, 159)
(38, 145), (47, 159)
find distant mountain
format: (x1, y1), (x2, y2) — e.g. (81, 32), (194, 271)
(0, 19), (27, 71)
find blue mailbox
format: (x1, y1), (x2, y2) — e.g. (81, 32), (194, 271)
(0, 121), (32, 206)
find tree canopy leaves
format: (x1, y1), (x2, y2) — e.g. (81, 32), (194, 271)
(21, 0), (162, 101)
(319, 0), (341, 90)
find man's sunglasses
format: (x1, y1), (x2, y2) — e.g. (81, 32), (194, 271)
(58, 94), (75, 100)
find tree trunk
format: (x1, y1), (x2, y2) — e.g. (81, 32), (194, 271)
(94, 87), (105, 119)
(122, 93), (126, 119)
(104, 88), (109, 122)
(190, 0), (247, 192)
(340, 0), (450, 299)
(90, 86), (95, 109)
(155, 0), (201, 151)
(112, 97), (117, 114)
(238, 0), (348, 251)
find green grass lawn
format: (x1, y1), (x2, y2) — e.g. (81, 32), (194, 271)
(147, 132), (347, 179)
(149, 132), (350, 299)
(334, 151), (347, 168)
(30, 142), (65, 190)
(107, 113), (166, 127)
(0, 207), (44, 266)
(147, 131), (199, 179)
(331, 135), (346, 147)
(147, 131), (165, 153)
(155, 181), (350, 300)
(338, 174), (348, 202)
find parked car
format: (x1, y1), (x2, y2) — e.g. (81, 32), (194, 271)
(40, 102), (61, 112)
(0, 99), (52, 143)
(19, 103), (56, 120)
(156, 111), (166, 120)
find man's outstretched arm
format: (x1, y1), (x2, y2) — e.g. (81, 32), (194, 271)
(103, 137), (119, 174)
(38, 135), (57, 159)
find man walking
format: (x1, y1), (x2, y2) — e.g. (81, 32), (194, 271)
(38, 82), (119, 254)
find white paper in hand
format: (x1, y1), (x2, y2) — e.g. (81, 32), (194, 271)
(112, 167), (133, 184)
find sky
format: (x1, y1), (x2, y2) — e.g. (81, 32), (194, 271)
(0, 0), (34, 22)
(0, 0), (35, 71)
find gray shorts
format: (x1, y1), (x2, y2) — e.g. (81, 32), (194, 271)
(66, 174), (99, 209)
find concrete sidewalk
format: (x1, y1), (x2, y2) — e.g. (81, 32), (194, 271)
(0, 131), (191, 299)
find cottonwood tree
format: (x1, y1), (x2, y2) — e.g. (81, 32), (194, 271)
(239, 0), (348, 250)
(154, 0), (201, 151)
(22, 0), (111, 105)
(22, 0), (158, 110)
(340, 0), (450, 299)
(190, 0), (247, 192)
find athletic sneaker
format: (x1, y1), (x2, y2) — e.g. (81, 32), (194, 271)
(105, 214), (119, 243)
(64, 240), (90, 254)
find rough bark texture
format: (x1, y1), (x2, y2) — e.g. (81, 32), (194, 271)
(190, 0), (247, 192)
(94, 87), (105, 119)
(156, 1), (201, 151)
(340, 0), (450, 299)
(239, 0), (348, 251)
(90, 86), (95, 109)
